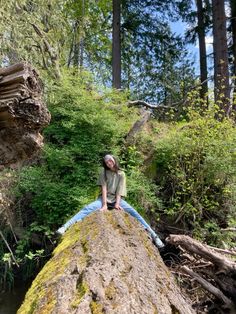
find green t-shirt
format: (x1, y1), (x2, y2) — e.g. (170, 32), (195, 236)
(97, 168), (127, 203)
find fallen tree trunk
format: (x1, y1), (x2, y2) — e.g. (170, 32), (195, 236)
(167, 235), (236, 273)
(0, 62), (50, 167)
(18, 211), (195, 314)
(125, 109), (151, 144)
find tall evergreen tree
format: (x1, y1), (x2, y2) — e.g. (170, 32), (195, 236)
(196, 0), (208, 102)
(121, 0), (195, 103)
(177, 0), (211, 104)
(212, 0), (230, 116)
(230, 0), (236, 102)
(112, 0), (121, 89)
(0, 0), (196, 102)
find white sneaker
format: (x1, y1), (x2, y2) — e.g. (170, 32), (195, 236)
(152, 235), (165, 249)
(56, 226), (66, 235)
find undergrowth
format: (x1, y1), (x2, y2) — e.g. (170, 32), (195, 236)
(0, 73), (235, 289)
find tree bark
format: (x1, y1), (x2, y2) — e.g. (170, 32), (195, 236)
(112, 0), (121, 89)
(167, 235), (236, 273)
(73, 27), (80, 68)
(125, 110), (151, 144)
(18, 211), (195, 314)
(180, 266), (234, 309)
(196, 0), (208, 103)
(212, 0), (230, 117)
(231, 0), (236, 107)
(0, 63), (50, 167)
(79, 0), (85, 70)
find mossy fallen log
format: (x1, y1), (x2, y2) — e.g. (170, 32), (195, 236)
(18, 211), (195, 314)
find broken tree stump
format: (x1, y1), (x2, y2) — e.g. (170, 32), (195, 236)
(0, 62), (50, 167)
(18, 211), (195, 314)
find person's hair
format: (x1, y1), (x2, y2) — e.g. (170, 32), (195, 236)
(102, 154), (120, 172)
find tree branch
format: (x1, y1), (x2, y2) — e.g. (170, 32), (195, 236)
(31, 23), (61, 79)
(0, 231), (19, 267)
(207, 245), (236, 257)
(128, 100), (180, 109)
(167, 235), (236, 273)
(128, 76), (214, 110)
(180, 266), (234, 309)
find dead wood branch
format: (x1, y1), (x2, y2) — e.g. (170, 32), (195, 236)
(221, 228), (236, 232)
(128, 100), (177, 110)
(207, 245), (236, 256)
(127, 76), (214, 111)
(180, 266), (234, 310)
(167, 234), (236, 273)
(0, 231), (19, 267)
(125, 110), (151, 144)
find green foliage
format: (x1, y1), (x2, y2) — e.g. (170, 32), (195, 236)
(0, 72), (140, 285)
(0, 0), (196, 102)
(16, 71), (138, 229)
(153, 113), (236, 246)
(122, 1), (196, 103)
(119, 144), (163, 219)
(126, 170), (163, 219)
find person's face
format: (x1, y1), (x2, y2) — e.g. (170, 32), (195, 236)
(105, 158), (115, 170)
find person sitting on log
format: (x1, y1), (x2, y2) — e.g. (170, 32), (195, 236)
(56, 154), (164, 249)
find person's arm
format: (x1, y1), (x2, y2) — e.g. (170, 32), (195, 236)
(114, 171), (126, 210)
(97, 168), (108, 211)
(100, 185), (108, 211)
(114, 194), (123, 210)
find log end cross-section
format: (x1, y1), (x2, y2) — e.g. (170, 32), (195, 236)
(0, 62), (50, 167)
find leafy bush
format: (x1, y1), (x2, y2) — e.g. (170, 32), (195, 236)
(153, 115), (236, 246)
(0, 72), (146, 284)
(126, 170), (163, 219)
(120, 144), (163, 219)
(16, 72), (139, 229)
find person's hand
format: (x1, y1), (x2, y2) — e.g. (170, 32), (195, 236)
(114, 203), (123, 210)
(99, 204), (108, 211)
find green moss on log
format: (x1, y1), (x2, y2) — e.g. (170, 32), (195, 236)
(90, 300), (104, 314)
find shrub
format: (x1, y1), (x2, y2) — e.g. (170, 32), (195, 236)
(15, 71), (139, 229)
(153, 115), (236, 246)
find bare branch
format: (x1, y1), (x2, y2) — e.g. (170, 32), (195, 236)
(0, 231), (19, 267)
(128, 76), (214, 110)
(207, 246), (236, 257)
(31, 23), (61, 79)
(125, 110), (151, 144)
(180, 265), (234, 309)
(128, 100), (178, 109)
(167, 235), (236, 273)
(221, 228), (236, 232)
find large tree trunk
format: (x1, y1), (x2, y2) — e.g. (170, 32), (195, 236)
(196, 0), (208, 103)
(73, 32), (80, 68)
(18, 211), (195, 314)
(230, 0), (236, 107)
(79, 0), (85, 70)
(0, 63), (50, 168)
(112, 0), (121, 89)
(212, 0), (230, 117)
